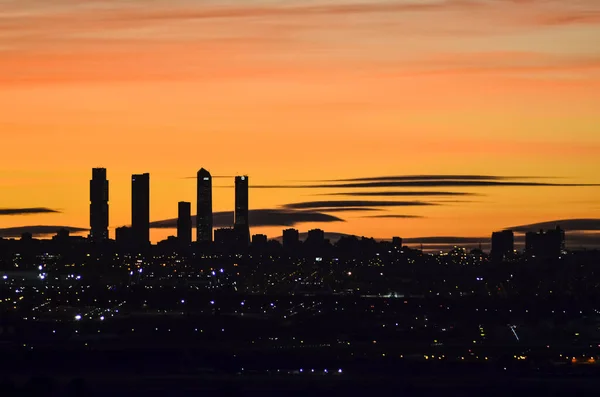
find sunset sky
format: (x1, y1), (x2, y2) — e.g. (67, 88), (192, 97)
(1, 0), (599, 246)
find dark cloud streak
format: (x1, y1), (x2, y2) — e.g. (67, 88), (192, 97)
(282, 200), (435, 210)
(150, 209), (344, 229)
(362, 215), (425, 219)
(0, 208), (60, 216)
(244, 181), (598, 189)
(321, 191), (477, 197)
(325, 175), (528, 182)
(509, 219), (600, 233)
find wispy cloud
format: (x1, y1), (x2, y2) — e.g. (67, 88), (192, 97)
(282, 200), (435, 209)
(245, 181), (598, 189)
(509, 218), (600, 233)
(307, 207), (383, 213)
(149, 209), (344, 229)
(0, 207), (60, 216)
(320, 191), (478, 197)
(326, 175), (524, 182)
(361, 214), (425, 219)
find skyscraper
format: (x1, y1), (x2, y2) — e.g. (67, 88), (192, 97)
(196, 168), (213, 243)
(177, 201), (192, 246)
(491, 230), (514, 261)
(234, 175), (250, 247)
(132, 173), (150, 246)
(90, 168), (109, 241)
(283, 228), (300, 251)
(525, 226), (565, 258)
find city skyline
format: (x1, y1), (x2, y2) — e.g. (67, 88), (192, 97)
(1, 0), (600, 245)
(1, 166), (599, 251)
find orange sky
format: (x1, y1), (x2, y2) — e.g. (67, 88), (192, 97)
(1, 0), (599, 242)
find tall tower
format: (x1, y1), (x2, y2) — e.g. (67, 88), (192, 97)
(196, 168), (213, 243)
(132, 173), (150, 246)
(177, 201), (192, 246)
(491, 230), (514, 261)
(234, 175), (250, 247)
(90, 168), (109, 241)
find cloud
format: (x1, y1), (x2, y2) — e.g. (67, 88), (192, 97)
(246, 180), (598, 189)
(149, 209), (344, 229)
(362, 214), (425, 219)
(315, 207), (383, 213)
(40, 1), (478, 24)
(327, 175), (521, 182)
(0, 225), (87, 238)
(566, 232), (600, 249)
(508, 218), (600, 233)
(321, 191), (477, 197)
(282, 200), (435, 209)
(0, 207), (60, 216)
(211, 174), (598, 190)
(14, 0), (599, 30)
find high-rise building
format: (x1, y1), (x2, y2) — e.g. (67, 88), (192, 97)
(234, 175), (250, 247)
(252, 234), (268, 245)
(196, 168), (213, 243)
(90, 168), (109, 241)
(525, 226), (565, 258)
(306, 229), (325, 245)
(115, 226), (132, 250)
(214, 228), (236, 253)
(132, 173), (150, 246)
(177, 201), (192, 246)
(491, 230), (514, 261)
(283, 228), (300, 250)
(392, 237), (403, 248)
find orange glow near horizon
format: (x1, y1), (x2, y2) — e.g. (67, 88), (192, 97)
(1, 0), (599, 243)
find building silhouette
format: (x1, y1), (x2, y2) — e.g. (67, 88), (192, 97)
(252, 234), (268, 245)
(131, 173), (150, 247)
(392, 237), (403, 248)
(214, 228), (236, 253)
(177, 201), (192, 246)
(525, 226), (565, 258)
(234, 175), (250, 248)
(491, 230), (514, 261)
(196, 168), (213, 243)
(115, 226), (132, 247)
(306, 229), (325, 245)
(89, 168), (109, 241)
(283, 228), (300, 251)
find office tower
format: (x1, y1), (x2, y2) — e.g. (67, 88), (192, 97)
(392, 237), (403, 248)
(283, 228), (300, 250)
(90, 168), (109, 241)
(196, 168), (213, 243)
(214, 228), (236, 253)
(525, 226), (565, 258)
(115, 226), (131, 245)
(306, 229), (325, 245)
(252, 234), (268, 245)
(234, 175), (250, 247)
(491, 230), (514, 261)
(177, 201), (192, 246)
(132, 173), (150, 246)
